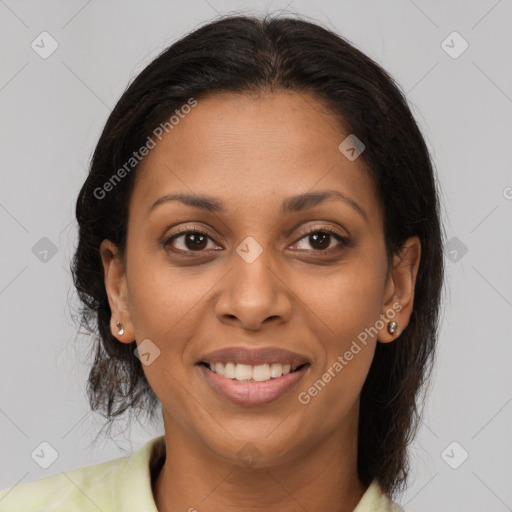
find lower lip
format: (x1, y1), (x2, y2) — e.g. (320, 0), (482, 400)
(198, 364), (310, 406)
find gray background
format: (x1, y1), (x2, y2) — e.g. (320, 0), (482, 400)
(1, 1), (511, 510)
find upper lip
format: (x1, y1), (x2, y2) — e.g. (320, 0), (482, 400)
(198, 346), (310, 367)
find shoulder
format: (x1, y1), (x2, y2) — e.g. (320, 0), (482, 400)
(0, 454), (128, 511)
(354, 480), (404, 512)
(0, 436), (165, 512)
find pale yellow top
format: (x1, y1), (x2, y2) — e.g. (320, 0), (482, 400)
(0, 435), (403, 511)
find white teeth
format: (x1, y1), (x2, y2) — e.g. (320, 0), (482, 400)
(235, 363), (253, 381)
(214, 362), (225, 376)
(208, 362), (297, 381)
(253, 364), (270, 381)
(224, 362), (236, 379)
(270, 363), (282, 378)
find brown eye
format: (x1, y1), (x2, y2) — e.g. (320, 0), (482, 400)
(162, 225), (349, 256)
(178, 232), (209, 250)
(291, 227), (349, 252)
(308, 232), (331, 250)
(164, 228), (221, 253)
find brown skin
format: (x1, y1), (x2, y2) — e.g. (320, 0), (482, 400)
(100, 91), (421, 512)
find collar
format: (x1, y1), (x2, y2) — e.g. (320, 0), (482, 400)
(113, 435), (165, 512)
(112, 435), (401, 511)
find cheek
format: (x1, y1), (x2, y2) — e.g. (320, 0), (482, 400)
(124, 255), (206, 420)
(126, 248), (209, 341)
(296, 279), (380, 429)
(303, 258), (386, 346)
(296, 258), (384, 409)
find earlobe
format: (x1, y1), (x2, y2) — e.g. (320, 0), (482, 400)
(378, 236), (421, 343)
(99, 239), (134, 344)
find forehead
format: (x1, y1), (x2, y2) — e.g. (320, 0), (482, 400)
(130, 91), (381, 226)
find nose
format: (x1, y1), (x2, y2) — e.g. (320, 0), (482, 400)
(215, 246), (293, 331)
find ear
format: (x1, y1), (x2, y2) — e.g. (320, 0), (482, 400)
(99, 239), (134, 344)
(377, 236), (421, 343)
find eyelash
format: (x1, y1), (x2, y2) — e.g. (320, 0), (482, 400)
(162, 224), (350, 256)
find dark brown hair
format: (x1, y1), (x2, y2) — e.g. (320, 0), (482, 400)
(71, 13), (444, 498)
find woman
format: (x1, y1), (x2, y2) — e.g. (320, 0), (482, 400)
(0, 13), (444, 512)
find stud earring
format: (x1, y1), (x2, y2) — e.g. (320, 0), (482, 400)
(115, 321), (124, 336)
(387, 321), (398, 335)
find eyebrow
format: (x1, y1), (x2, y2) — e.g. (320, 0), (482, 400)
(148, 190), (368, 222)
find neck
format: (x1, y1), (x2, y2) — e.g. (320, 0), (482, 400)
(153, 411), (367, 512)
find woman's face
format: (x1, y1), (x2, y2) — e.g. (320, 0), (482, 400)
(101, 90), (419, 467)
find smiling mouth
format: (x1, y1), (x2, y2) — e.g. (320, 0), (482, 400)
(198, 361), (310, 382)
